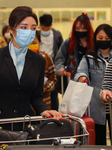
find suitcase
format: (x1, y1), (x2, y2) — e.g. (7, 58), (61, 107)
(76, 114), (95, 145)
(60, 76), (95, 145)
(81, 114), (95, 145)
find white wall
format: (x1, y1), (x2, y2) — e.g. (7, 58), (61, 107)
(0, 0), (110, 8)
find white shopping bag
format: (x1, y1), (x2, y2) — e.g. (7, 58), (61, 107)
(59, 80), (94, 117)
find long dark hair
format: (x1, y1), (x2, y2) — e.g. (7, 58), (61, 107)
(93, 24), (112, 67)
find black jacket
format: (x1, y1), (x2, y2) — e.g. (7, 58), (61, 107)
(52, 28), (63, 60)
(0, 46), (49, 129)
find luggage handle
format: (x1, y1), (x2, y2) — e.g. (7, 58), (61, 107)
(39, 119), (62, 129)
(23, 115), (31, 131)
(23, 116), (62, 131)
(61, 76), (70, 96)
(106, 95), (111, 102)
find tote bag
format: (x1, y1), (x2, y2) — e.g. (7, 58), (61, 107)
(59, 80), (93, 117)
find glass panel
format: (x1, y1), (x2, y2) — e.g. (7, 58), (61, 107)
(85, 11), (94, 20)
(0, 10), (11, 35)
(1, 11), (11, 24)
(62, 11), (71, 22)
(73, 11), (82, 19)
(38, 10), (51, 17)
(38, 11), (44, 17)
(97, 11), (106, 20)
(38, 11), (60, 23)
(73, 11), (94, 20)
(50, 11), (60, 22)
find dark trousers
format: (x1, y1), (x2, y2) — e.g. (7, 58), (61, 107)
(95, 123), (106, 145)
(50, 76), (69, 111)
(95, 114), (110, 145)
(50, 90), (59, 111)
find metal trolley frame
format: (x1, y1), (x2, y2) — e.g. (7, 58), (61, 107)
(0, 115), (89, 146)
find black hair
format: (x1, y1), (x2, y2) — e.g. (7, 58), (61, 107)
(93, 24), (112, 67)
(36, 30), (41, 43)
(39, 14), (52, 26)
(2, 25), (9, 36)
(76, 14), (90, 23)
(9, 6), (38, 28)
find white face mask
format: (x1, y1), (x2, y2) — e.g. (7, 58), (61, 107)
(4, 33), (11, 39)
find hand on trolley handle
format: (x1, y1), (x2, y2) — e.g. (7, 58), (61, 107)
(59, 69), (71, 77)
(101, 90), (112, 102)
(41, 110), (66, 120)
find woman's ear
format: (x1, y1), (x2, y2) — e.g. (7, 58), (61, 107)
(8, 26), (13, 34)
(8, 26), (13, 38)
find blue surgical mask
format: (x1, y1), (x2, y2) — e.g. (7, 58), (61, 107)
(13, 29), (36, 48)
(41, 30), (51, 36)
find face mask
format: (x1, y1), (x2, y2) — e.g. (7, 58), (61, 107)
(97, 40), (111, 50)
(28, 44), (39, 52)
(41, 30), (51, 36)
(74, 31), (88, 38)
(4, 33), (11, 39)
(13, 29), (36, 48)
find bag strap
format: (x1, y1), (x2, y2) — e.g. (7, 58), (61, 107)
(85, 55), (91, 81)
(23, 115), (31, 131)
(39, 119), (62, 129)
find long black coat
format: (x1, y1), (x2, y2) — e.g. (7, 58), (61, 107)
(0, 46), (49, 130)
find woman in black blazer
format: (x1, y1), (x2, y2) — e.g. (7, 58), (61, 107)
(0, 6), (64, 130)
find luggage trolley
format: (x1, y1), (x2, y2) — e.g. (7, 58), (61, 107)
(0, 115), (89, 147)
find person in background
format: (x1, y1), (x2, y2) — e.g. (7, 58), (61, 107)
(74, 24), (112, 145)
(0, 25), (11, 48)
(0, 6), (64, 131)
(101, 60), (112, 101)
(39, 14), (63, 110)
(28, 30), (57, 109)
(55, 13), (94, 79)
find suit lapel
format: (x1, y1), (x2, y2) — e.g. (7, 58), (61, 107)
(4, 47), (33, 83)
(4, 46), (19, 83)
(20, 50), (33, 82)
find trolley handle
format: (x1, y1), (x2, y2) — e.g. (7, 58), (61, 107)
(106, 95), (111, 103)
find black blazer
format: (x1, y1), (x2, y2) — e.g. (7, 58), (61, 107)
(0, 46), (49, 121)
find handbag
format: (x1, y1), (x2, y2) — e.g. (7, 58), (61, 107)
(59, 80), (93, 117)
(25, 119), (74, 144)
(0, 129), (28, 145)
